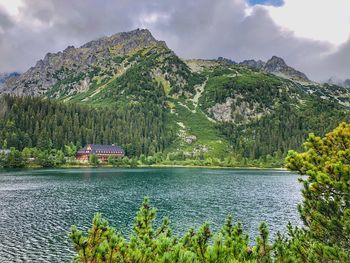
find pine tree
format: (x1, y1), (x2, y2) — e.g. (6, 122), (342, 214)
(286, 122), (350, 252)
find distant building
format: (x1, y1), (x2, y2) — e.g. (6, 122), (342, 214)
(76, 144), (124, 162)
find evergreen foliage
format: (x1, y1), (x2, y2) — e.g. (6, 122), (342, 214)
(0, 95), (173, 157)
(70, 123), (350, 262)
(286, 122), (350, 252)
(220, 99), (350, 160)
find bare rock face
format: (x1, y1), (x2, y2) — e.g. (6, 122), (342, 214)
(208, 96), (268, 124)
(2, 29), (166, 97)
(264, 56), (309, 82)
(185, 135), (197, 144)
(239, 59), (265, 70)
(217, 57), (236, 65)
(240, 56), (309, 82)
(208, 98), (234, 122)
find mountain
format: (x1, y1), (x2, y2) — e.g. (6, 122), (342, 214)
(240, 56), (309, 82)
(0, 72), (20, 90)
(239, 59), (265, 70)
(327, 76), (350, 89)
(217, 57), (236, 65)
(2, 29), (194, 98)
(1, 29), (350, 164)
(345, 79), (350, 88)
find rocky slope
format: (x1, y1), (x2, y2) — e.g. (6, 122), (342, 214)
(0, 72), (20, 90)
(2, 29), (191, 98)
(240, 56), (309, 82)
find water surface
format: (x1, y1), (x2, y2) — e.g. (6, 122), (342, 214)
(0, 168), (302, 262)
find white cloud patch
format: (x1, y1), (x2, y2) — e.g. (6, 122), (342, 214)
(264, 0), (350, 45)
(0, 0), (23, 16)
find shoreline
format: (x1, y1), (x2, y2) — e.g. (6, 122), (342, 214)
(0, 164), (287, 171)
(142, 164), (286, 170)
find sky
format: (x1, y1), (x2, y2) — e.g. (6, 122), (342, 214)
(0, 0), (349, 82)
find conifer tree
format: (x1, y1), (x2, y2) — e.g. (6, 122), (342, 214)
(286, 122), (350, 252)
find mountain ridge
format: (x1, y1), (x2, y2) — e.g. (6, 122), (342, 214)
(1, 28), (350, 162)
(326, 76), (350, 89)
(2, 29), (316, 96)
(2, 29), (169, 97)
(0, 72), (20, 90)
(239, 56), (309, 82)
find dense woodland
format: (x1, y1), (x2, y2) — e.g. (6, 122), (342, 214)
(220, 99), (350, 159)
(0, 95), (173, 157)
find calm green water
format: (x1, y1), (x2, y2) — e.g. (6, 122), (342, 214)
(0, 168), (302, 262)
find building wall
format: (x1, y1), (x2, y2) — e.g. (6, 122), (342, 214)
(76, 153), (124, 162)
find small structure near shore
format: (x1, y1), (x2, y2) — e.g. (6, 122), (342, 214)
(76, 144), (124, 162)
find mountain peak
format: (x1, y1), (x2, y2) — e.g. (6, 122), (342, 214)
(217, 57), (236, 65)
(239, 56), (309, 82)
(2, 28), (170, 96)
(239, 59), (265, 69)
(264, 56), (309, 82)
(81, 28), (165, 50)
(265, 56), (287, 68)
(0, 72), (20, 83)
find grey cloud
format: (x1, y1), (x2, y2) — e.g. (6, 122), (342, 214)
(321, 38), (350, 79)
(0, 7), (13, 30)
(0, 0), (348, 81)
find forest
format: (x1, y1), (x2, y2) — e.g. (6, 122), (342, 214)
(0, 95), (173, 157)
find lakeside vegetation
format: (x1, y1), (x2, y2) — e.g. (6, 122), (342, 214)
(69, 123), (350, 262)
(0, 147), (283, 169)
(0, 140), (283, 169)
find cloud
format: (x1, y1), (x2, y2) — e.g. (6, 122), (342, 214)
(248, 0), (284, 7)
(316, 37), (350, 80)
(0, 0), (348, 81)
(265, 0), (350, 45)
(0, 7), (14, 33)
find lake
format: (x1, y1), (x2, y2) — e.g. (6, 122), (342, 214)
(0, 168), (302, 262)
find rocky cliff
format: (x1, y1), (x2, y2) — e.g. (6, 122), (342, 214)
(240, 56), (309, 82)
